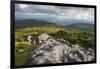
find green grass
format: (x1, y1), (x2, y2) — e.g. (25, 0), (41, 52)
(15, 45), (34, 66)
(15, 26), (62, 66)
(15, 24), (94, 66)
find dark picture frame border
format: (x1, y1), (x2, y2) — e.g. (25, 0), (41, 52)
(10, 1), (97, 68)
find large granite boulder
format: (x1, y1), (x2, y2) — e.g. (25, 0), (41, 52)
(28, 34), (94, 65)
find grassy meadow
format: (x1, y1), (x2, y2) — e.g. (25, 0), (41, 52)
(15, 23), (94, 66)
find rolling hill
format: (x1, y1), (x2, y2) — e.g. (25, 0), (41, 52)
(65, 23), (94, 32)
(15, 19), (63, 28)
(15, 19), (94, 33)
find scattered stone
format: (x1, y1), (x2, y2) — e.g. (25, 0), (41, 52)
(18, 49), (24, 53)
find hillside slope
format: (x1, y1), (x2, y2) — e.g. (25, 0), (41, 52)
(15, 19), (63, 28)
(66, 23), (94, 32)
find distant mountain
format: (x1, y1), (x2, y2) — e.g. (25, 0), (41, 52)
(15, 19), (94, 32)
(65, 23), (94, 32)
(16, 19), (49, 25)
(15, 19), (62, 28)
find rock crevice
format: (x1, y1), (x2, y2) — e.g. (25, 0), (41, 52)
(28, 34), (94, 65)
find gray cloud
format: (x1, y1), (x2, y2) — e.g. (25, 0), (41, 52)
(15, 4), (94, 25)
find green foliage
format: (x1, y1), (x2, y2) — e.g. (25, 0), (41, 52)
(15, 45), (34, 66)
(49, 30), (68, 39)
(15, 22), (95, 66)
(49, 30), (94, 48)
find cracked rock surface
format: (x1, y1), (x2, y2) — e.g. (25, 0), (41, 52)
(28, 34), (94, 65)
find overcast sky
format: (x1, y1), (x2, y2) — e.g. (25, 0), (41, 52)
(15, 4), (94, 25)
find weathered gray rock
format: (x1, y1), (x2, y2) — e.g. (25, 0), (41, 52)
(38, 34), (50, 44)
(28, 34), (94, 65)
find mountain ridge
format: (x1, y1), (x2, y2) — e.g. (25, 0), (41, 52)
(65, 23), (94, 32)
(16, 19), (94, 32)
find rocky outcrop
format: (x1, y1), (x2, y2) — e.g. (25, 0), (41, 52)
(38, 34), (50, 44)
(28, 34), (94, 65)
